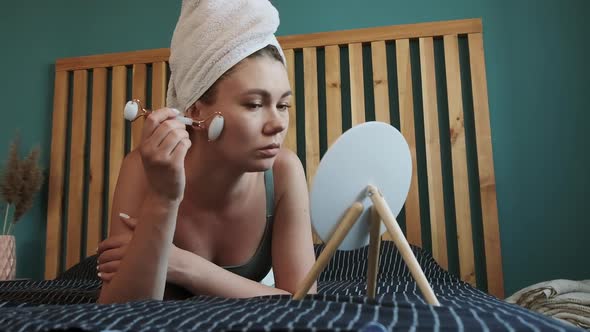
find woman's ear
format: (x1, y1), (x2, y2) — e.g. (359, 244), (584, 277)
(186, 100), (223, 141)
(186, 102), (200, 119)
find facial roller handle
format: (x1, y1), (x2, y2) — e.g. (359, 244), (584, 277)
(175, 116), (194, 126)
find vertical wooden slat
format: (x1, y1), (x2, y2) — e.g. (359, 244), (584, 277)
(371, 40), (397, 243)
(469, 33), (504, 298)
(108, 66), (127, 232)
(45, 71), (69, 279)
(395, 39), (422, 246)
(284, 50), (297, 153)
(325, 45), (342, 148)
(303, 48), (325, 246)
(303, 48), (320, 188)
(349, 43), (365, 125)
(419, 37), (448, 269)
(371, 41), (391, 124)
(86, 68), (107, 256)
(151, 62), (167, 109)
(444, 34), (476, 286)
(65, 70), (88, 269)
(131, 64), (147, 150)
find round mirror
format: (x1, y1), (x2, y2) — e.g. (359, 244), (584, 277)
(310, 122), (412, 250)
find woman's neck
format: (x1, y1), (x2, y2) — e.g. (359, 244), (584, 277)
(182, 143), (253, 211)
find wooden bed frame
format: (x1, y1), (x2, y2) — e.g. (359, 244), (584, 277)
(46, 18), (504, 298)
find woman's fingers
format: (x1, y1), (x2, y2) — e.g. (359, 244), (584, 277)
(97, 246), (126, 265)
(171, 138), (192, 163)
(95, 214), (137, 283)
(144, 119), (187, 150)
(138, 108), (190, 202)
(158, 128), (190, 156)
(98, 272), (115, 282)
(97, 260), (120, 274)
(97, 239), (125, 256)
(119, 213), (137, 230)
(97, 247), (124, 281)
(141, 108), (182, 142)
(97, 235), (129, 255)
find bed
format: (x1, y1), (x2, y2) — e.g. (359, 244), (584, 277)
(0, 18), (581, 331)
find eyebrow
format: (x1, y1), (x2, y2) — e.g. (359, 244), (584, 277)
(242, 89), (292, 99)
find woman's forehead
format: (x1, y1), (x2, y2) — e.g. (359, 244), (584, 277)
(223, 57), (289, 91)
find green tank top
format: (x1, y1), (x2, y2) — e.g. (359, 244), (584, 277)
(221, 169), (274, 282)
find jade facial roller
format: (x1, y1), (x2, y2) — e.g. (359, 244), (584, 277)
(123, 99), (224, 141)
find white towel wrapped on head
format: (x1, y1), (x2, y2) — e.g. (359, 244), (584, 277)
(166, 0), (285, 112)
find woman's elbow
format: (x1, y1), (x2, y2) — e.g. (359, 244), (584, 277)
(96, 289), (112, 305)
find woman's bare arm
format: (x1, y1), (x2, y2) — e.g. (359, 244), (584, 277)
(169, 248), (290, 298)
(97, 151), (178, 303)
(98, 108), (190, 304)
(271, 149), (318, 294)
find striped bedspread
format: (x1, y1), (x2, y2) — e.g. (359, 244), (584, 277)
(0, 242), (581, 331)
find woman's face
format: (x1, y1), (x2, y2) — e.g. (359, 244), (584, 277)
(195, 56), (292, 172)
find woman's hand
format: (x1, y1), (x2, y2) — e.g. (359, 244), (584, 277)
(97, 214), (135, 282)
(139, 108), (192, 202)
(97, 213), (182, 283)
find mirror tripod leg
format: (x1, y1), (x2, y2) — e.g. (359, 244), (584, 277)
(293, 202), (364, 300)
(367, 205), (381, 299)
(367, 185), (441, 306)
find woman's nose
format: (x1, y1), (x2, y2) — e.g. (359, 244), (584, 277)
(263, 109), (287, 135)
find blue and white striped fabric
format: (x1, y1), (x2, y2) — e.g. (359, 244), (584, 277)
(0, 242), (582, 331)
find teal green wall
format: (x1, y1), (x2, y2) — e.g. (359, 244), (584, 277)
(0, 0), (588, 296)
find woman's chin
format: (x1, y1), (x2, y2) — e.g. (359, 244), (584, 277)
(244, 159), (275, 173)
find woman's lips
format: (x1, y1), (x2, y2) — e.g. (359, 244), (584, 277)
(257, 144), (280, 158)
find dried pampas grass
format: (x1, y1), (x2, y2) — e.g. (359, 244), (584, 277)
(1, 137), (44, 235)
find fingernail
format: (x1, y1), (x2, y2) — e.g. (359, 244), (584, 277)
(96, 265), (100, 271)
(119, 213), (130, 219)
(97, 272), (102, 278)
(172, 108), (181, 115)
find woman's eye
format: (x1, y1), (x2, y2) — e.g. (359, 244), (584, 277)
(245, 103), (263, 110)
(277, 104), (291, 112)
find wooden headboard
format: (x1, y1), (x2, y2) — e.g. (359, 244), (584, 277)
(46, 18), (504, 298)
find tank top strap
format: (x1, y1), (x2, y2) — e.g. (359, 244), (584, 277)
(263, 169), (274, 221)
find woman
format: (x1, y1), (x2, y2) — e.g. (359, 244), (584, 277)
(97, 1), (317, 304)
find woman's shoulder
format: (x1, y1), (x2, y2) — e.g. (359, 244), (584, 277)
(271, 148), (307, 198)
(272, 148), (304, 176)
